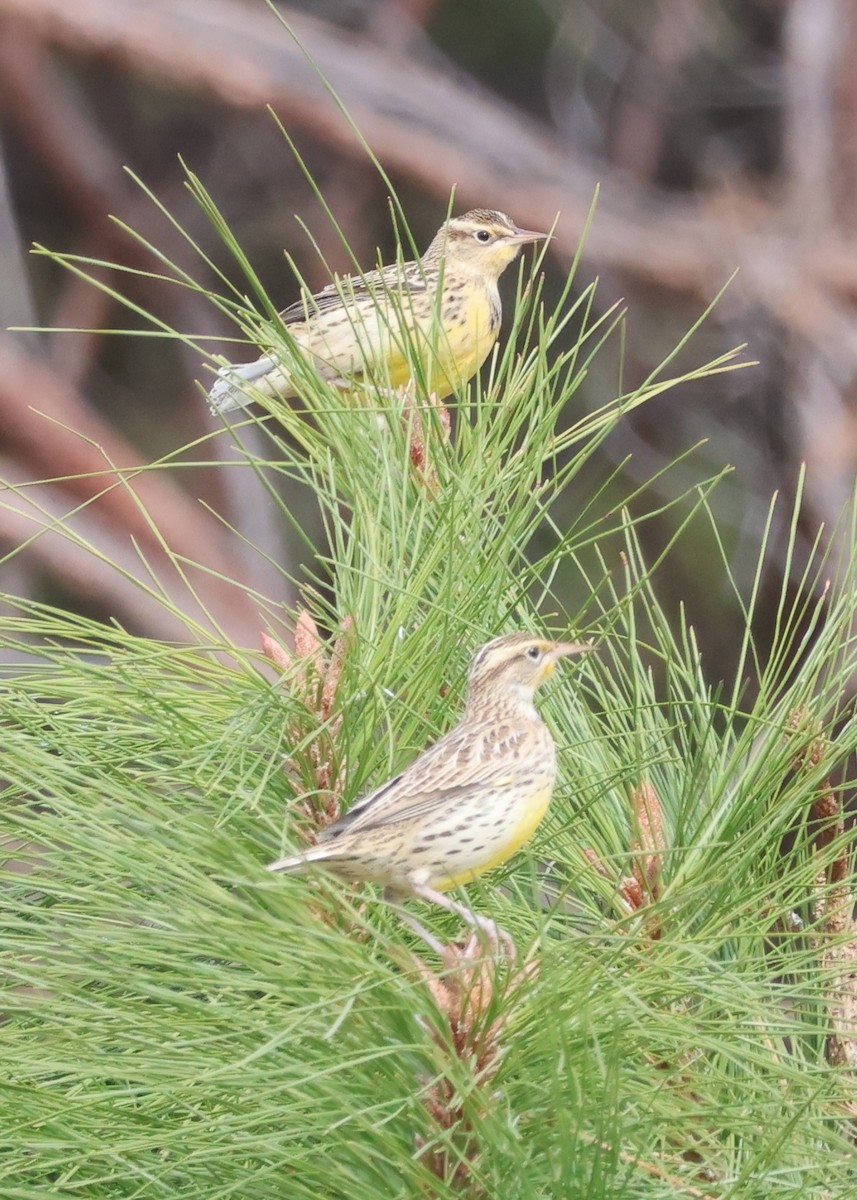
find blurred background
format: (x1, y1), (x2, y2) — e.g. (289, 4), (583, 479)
(0, 0), (854, 677)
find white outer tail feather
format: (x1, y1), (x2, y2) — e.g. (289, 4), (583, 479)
(266, 845), (335, 873)
(208, 355), (279, 413)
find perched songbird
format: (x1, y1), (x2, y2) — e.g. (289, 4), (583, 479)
(209, 209), (547, 413)
(267, 633), (589, 948)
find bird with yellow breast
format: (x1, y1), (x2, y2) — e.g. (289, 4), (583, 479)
(208, 210), (546, 413)
(267, 632), (590, 952)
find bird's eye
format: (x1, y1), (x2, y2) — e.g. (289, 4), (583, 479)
(526, 646), (541, 661)
(475, 229), (492, 243)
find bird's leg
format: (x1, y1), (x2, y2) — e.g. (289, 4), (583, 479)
(384, 891), (447, 956)
(411, 884), (517, 960)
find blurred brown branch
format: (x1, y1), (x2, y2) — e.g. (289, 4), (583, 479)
(0, 335), (267, 644)
(0, 25), (226, 380)
(0, 0), (757, 295)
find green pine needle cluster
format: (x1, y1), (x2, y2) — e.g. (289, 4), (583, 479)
(3, 137), (857, 1198)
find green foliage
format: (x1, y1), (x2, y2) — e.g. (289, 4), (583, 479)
(2, 148), (856, 1198)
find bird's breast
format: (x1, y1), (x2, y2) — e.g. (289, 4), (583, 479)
(291, 275), (501, 399)
(432, 277), (501, 392)
(432, 772), (555, 892)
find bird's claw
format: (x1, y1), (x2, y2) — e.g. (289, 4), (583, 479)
(461, 914), (517, 962)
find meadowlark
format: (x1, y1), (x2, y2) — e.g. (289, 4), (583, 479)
(208, 210), (546, 413)
(267, 633), (590, 949)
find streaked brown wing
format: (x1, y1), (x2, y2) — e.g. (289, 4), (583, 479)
(318, 722), (519, 840)
(317, 771), (406, 840)
(279, 288), (349, 325)
(278, 262), (427, 326)
(319, 776), (513, 842)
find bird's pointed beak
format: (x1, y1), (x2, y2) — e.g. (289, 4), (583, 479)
(549, 640), (594, 662)
(538, 640), (593, 683)
(505, 225), (549, 246)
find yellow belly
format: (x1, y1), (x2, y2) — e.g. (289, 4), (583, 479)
(375, 286), (498, 399)
(432, 782), (553, 892)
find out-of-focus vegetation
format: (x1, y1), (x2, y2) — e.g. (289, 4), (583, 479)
(1, 0), (855, 677)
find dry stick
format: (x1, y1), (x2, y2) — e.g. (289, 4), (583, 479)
(0, 132), (39, 350)
(833, 11), (857, 227)
(782, 0), (842, 230)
